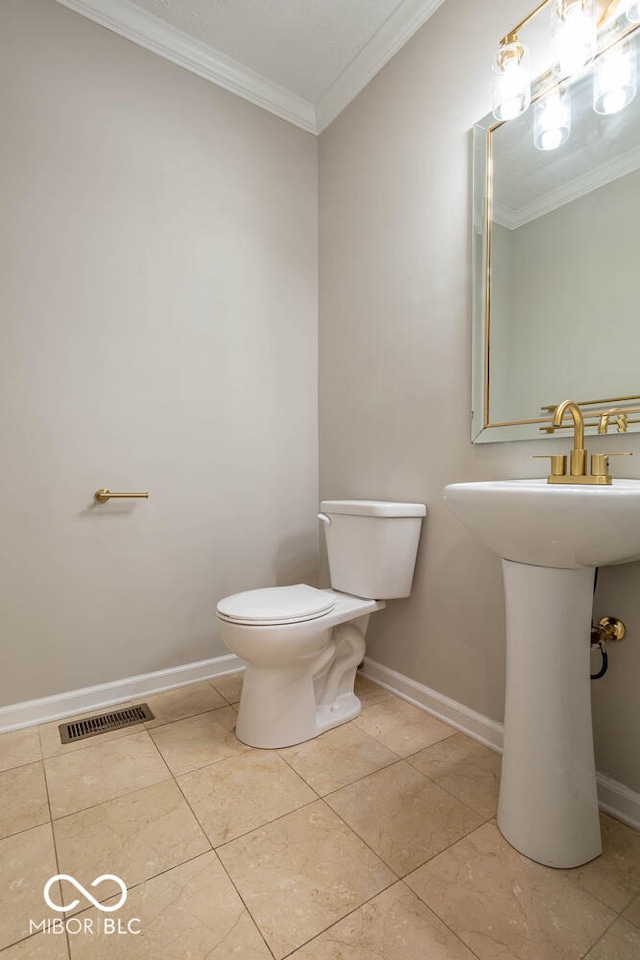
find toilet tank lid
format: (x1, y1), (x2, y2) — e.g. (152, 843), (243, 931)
(320, 500), (426, 518)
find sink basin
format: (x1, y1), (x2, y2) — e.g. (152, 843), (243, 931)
(444, 478), (640, 568)
(444, 476), (640, 869)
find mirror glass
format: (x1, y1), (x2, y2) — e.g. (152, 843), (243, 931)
(472, 23), (640, 442)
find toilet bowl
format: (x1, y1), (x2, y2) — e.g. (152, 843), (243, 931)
(216, 500), (426, 749)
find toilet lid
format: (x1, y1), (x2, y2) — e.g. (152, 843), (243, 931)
(216, 584), (336, 625)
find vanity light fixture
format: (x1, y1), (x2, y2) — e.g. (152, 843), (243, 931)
(593, 39), (636, 111)
(492, 0), (638, 145)
(534, 87), (572, 148)
(551, 0), (596, 76)
(492, 37), (531, 120)
(625, 0), (640, 23)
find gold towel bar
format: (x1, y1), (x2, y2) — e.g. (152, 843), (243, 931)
(95, 489), (149, 504)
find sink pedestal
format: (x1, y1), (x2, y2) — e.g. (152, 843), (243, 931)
(498, 559), (601, 868)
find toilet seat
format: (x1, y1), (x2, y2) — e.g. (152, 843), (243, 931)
(216, 584), (335, 626)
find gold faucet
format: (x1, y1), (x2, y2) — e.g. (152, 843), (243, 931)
(535, 399), (632, 485)
(553, 400), (587, 478)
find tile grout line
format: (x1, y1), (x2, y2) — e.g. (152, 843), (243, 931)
(401, 826), (625, 960)
(215, 789), (400, 960)
(399, 878), (486, 960)
(212, 795), (321, 853)
(43, 740), (174, 823)
(171, 771), (277, 960)
(143, 700), (230, 733)
(276, 876), (486, 960)
(36, 691), (234, 765)
(39, 708), (218, 918)
(39, 724), (144, 763)
(158, 694), (406, 954)
(42, 744), (73, 960)
(207, 674), (243, 704)
(159, 695), (404, 957)
(49, 774), (175, 828)
(309, 754), (500, 892)
(579, 910), (628, 959)
(0, 784), (69, 957)
(273, 743), (400, 797)
(0, 757), (45, 775)
(144, 711), (286, 959)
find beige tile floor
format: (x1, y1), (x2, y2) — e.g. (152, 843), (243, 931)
(0, 673), (639, 959)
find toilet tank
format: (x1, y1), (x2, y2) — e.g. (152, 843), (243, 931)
(319, 500), (426, 599)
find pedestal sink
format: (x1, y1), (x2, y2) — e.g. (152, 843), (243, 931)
(444, 478), (640, 868)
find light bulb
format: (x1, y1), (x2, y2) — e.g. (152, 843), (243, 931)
(533, 88), (571, 150)
(492, 40), (531, 121)
(625, 0), (640, 24)
(551, 0), (596, 77)
(593, 43), (636, 114)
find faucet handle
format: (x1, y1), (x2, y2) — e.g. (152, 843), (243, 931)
(591, 452), (633, 478)
(533, 455), (567, 477)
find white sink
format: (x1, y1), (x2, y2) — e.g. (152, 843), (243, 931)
(444, 478), (640, 568)
(444, 477), (640, 869)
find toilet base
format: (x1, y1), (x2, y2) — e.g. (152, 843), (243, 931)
(316, 692), (361, 732)
(236, 678), (362, 750)
(235, 664), (363, 749)
(234, 619), (368, 749)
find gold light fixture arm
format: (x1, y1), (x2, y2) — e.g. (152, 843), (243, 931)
(500, 0), (623, 47)
(541, 392), (640, 410)
(500, 0), (555, 46)
(94, 489), (150, 504)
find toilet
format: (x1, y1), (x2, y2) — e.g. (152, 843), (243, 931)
(216, 500), (426, 748)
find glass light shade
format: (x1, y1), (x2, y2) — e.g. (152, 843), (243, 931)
(533, 88), (571, 150)
(551, 0), (596, 77)
(492, 41), (531, 120)
(594, 43), (636, 114)
(625, 0), (640, 24)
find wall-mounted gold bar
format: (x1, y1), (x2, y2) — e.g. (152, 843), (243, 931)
(94, 489), (150, 504)
(541, 394), (640, 412)
(540, 416), (640, 433)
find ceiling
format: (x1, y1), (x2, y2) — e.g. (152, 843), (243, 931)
(55, 0), (447, 133)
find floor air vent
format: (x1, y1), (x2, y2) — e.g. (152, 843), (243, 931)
(58, 703), (155, 744)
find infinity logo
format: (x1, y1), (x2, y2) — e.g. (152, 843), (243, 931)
(44, 875), (128, 913)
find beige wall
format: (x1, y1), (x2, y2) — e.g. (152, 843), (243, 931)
(319, 0), (640, 792)
(0, 0), (318, 705)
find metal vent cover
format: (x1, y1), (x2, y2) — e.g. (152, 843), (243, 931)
(58, 703), (155, 743)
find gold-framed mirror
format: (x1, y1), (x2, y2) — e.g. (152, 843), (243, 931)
(472, 14), (640, 442)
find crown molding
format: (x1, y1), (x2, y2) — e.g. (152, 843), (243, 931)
(55, 0), (317, 133)
(56, 0), (447, 136)
(315, 0), (447, 133)
(494, 142), (640, 229)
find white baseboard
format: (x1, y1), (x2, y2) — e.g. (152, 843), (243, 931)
(362, 658), (504, 752)
(596, 772), (640, 831)
(0, 654), (245, 733)
(362, 657), (640, 831)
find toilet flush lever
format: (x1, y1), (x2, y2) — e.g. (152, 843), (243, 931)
(317, 513), (331, 525)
